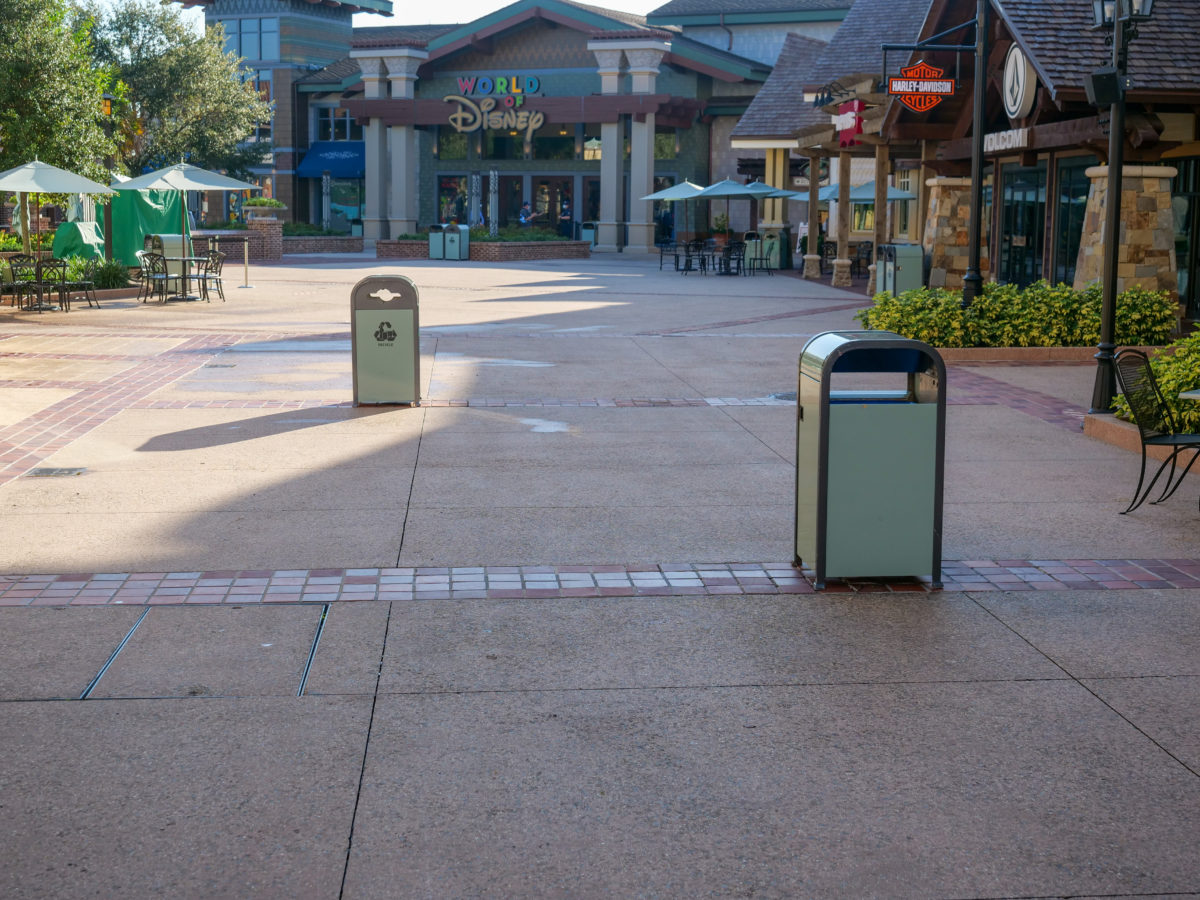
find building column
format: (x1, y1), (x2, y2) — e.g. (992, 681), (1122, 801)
(923, 176), (990, 290)
(1074, 165), (1178, 299)
(385, 50), (427, 236)
(804, 154), (822, 280)
(761, 147), (790, 268)
(352, 56), (388, 241)
(831, 151), (852, 288)
(626, 44), (667, 254)
(868, 143), (889, 295)
(588, 46), (625, 253)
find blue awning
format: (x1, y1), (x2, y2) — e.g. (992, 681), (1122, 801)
(296, 141), (364, 179)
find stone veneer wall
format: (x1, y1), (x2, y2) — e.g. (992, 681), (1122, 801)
(377, 240), (591, 261)
(1073, 165), (1178, 299)
(922, 176), (990, 290)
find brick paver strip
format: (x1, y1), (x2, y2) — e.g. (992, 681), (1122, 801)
(2, 558), (1199, 605)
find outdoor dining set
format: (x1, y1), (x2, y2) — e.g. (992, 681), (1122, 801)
(659, 237), (774, 277)
(1, 254), (99, 311)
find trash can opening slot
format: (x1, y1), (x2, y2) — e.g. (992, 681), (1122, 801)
(829, 390), (913, 403)
(831, 348), (929, 374)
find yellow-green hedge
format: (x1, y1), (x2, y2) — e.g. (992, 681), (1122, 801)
(1113, 333), (1200, 431)
(856, 281), (1176, 349)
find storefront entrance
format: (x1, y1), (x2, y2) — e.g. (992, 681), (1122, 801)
(1174, 158), (1200, 319)
(998, 161), (1047, 287)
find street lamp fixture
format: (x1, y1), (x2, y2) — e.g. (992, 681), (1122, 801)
(101, 92), (115, 260)
(1088, 0), (1155, 414)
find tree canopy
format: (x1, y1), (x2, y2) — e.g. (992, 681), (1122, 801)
(85, 0), (273, 178)
(0, 0), (116, 179)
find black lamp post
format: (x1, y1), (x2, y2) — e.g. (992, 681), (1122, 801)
(1089, 0), (1156, 414)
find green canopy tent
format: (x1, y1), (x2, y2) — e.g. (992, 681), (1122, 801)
(98, 174), (189, 267)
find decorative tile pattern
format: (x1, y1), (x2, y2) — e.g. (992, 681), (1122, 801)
(3, 559), (1200, 606)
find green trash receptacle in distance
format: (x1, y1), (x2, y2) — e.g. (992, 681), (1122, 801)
(428, 224), (445, 260)
(351, 274), (420, 406)
(445, 224), (470, 259)
(794, 330), (945, 589)
(580, 222), (597, 246)
(879, 243), (924, 294)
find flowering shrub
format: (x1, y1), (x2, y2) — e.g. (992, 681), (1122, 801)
(856, 280), (1176, 349)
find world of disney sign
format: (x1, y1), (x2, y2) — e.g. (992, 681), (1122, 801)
(443, 75), (546, 143)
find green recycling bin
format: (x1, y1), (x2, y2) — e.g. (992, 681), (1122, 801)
(444, 224), (470, 260)
(794, 330), (945, 589)
(428, 224), (445, 260)
(351, 274), (421, 406)
(879, 243), (925, 294)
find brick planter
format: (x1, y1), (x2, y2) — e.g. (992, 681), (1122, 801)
(375, 240), (591, 261)
(282, 236), (364, 254)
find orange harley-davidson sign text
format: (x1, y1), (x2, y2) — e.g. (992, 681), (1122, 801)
(888, 60), (956, 113)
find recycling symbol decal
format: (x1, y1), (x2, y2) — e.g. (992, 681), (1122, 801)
(375, 321), (398, 344)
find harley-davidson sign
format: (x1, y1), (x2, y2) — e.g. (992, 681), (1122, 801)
(888, 60), (956, 113)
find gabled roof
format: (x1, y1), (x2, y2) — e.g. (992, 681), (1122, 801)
(805, 0), (934, 88)
(348, 0), (770, 84)
(993, 0), (1200, 96)
(732, 33), (828, 139)
(647, 0), (850, 27)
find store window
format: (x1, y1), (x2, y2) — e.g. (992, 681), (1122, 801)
(1053, 155), (1097, 286)
(532, 122), (575, 160)
(251, 70), (272, 143)
(1174, 157), (1200, 319)
(437, 128), (468, 160)
(998, 160), (1047, 287)
(654, 128), (677, 160)
(483, 130), (526, 160)
(316, 107), (362, 142)
(220, 17), (279, 62)
(438, 176), (468, 224)
(895, 170), (915, 239)
(852, 203), (874, 233)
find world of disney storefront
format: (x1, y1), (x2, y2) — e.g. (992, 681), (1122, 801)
(341, 3), (769, 252)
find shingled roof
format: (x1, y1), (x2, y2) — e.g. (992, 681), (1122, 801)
(732, 33), (828, 139)
(648, 0), (847, 15)
(805, 0), (934, 87)
(994, 0), (1200, 95)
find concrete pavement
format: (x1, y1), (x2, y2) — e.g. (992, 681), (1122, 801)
(1, 253), (1198, 898)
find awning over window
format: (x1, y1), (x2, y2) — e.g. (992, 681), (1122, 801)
(296, 141), (364, 179)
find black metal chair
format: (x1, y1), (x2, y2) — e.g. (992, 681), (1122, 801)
(196, 250), (226, 302)
(1113, 348), (1200, 514)
(821, 241), (838, 275)
(3, 255), (37, 307)
(851, 240), (873, 277)
(62, 257), (99, 310)
(35, 258), (69, 311)
(680, 240), (707, 275)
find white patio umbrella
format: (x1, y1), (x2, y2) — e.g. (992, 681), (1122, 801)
(640, 180), (704, 240)
(0, 160), (114, 253)
(117, 162), (261, 246)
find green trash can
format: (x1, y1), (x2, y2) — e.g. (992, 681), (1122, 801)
(351, 274), (421, 406)
(879, 243), (924, 294)
(580, 222), (597, 246)
(445, 224), (470, 260)
(794, 330), (945, 589)
(428, 224), (445, 260)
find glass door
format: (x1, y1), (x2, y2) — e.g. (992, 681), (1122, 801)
(1052, 155), (1096, 286)
(998, 161), (1047, 287)
(1173, 159), (1200, 319)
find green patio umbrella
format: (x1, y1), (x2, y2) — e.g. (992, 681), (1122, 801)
(640, 180), (705, 240)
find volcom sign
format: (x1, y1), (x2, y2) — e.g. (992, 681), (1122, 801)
(1002, 45), (1037, 121)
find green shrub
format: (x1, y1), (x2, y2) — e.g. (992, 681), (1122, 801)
(856, 280), (1175, 349)
(93, 258), (131, 289)
(1113, 333), (1200, 431)
(0, 230), (52, 251)
(468, 225), (567, 242)
(243, 197), (286, 207)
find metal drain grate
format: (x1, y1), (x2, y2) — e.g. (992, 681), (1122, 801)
(27, 467), (86, 477)
(204, 363), (237, 368)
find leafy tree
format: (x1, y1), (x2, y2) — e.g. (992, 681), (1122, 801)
(85, 0), (272, 178)
(0, 0), (117, 249)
